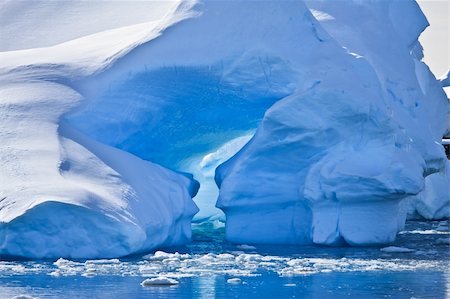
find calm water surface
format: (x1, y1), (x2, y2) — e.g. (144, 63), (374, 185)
(0, 220), (449, 299)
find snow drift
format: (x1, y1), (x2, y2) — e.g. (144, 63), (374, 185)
(0, 1), (199, 258)
(0, 0), (448, 258)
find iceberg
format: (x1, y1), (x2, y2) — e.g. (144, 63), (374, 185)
(0, 0), (448, 258)
(410, 160), (450, 220)
(0, 1), (199, 259)
(141, 277), (179, 287)
(216, 0), (448, 245)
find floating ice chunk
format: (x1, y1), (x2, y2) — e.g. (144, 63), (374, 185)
(227, 278), (242, 284)
(82, 268), (97, 278)
(380, 246), (415, 253)
(85, 259), (120, 265)
(400, 229), (450, 235)
(54, 258), (70, 267)
(143, 251), (190, 261)
(144, 251), (172, 261)
(12, 296), (37, 299)
(49, 270), (61, 277)
(141, 277), (179, 287)
(413, 161), (450, 220)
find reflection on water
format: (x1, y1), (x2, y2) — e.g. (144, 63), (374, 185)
(0, 271), (447, 299)
(0, 220), (448, 299)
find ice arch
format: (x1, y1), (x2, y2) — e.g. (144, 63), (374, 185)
(65, 0), (314, 220)
(67, 64), (294, 220)
(0, 0), (448, 259)
(69, 0), (448, 245)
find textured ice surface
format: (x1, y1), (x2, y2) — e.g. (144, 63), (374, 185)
(216, 0), (448, 246)
(227, 278), (242, 284)
(141, 277), (179, 286)
(0, 221), (447, 278)
(0, 1), (199, 258)
(0, 0), (449, 259)
(410, 160), (450, 220)
(0, 240), (447, 280)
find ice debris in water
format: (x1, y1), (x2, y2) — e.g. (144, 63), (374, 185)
(380, 246), (415, 253)
(1, 0), (448, 260)
(0, 249), (446, 279)
(227, 278), (242, 284)
(141, 276), (179, 287)
(82, 268), (97, 278)
(143, 250), (190, 261)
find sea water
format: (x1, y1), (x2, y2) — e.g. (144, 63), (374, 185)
(0, 220), (448, 299)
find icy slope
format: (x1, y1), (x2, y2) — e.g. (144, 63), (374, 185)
(305, 0), (450, 222)
(0, 0), (448, 258)
(65, 0), (308, 219)
(0, 0), (178, 52)
(0, 1), (199, 258)
(216, 0), (448, 245)
(67, 0), (447, 243)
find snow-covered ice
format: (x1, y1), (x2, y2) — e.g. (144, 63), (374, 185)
(0, 250), (445, 279)
(409, 160), (450, 220)
(0, 0), (199, 259)
(227, 278), (242, 284)
(141, 277), (179, 287)
(217, 0), (448, 246)
(0, 0), (449, 258)
(0, 220), (448, 298)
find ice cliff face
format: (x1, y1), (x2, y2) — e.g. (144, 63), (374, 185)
(0, 0), (448, 258)
(217, 1), (448, 245)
